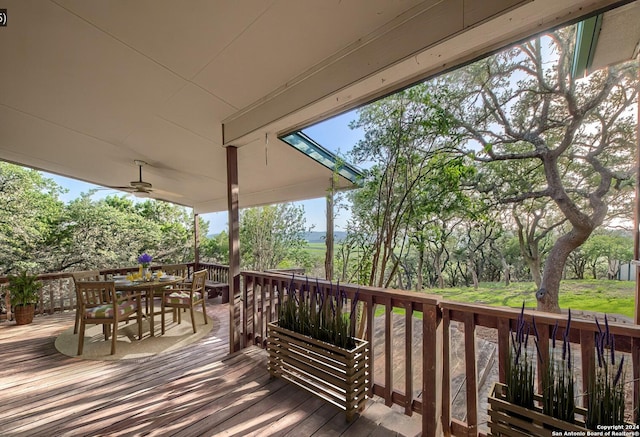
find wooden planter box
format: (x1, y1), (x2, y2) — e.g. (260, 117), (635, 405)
(267, 321), (369, 421)
(488, 382), (589, 437)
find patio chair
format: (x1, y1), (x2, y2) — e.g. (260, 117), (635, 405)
(160, 263), (188, 279)
(142, 263), (188, 317)
(76, 281), (142, 356)
(161, 269), (207, 334)
(71, 270), (102, 334)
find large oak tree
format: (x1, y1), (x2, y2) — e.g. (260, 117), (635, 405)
(443, 29), (638, 312)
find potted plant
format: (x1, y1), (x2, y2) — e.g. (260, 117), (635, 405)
(267, 278), (369, 421)
(488, 306), (628, 436)
(8, 271), (42, 325)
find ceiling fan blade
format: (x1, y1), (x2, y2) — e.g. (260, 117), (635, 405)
(107, 186), (138, 193)
(152, 188), (183, 198)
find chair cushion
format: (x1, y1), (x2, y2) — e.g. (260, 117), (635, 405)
(164, 291), (202, 305)
(85, 301), (136, 319)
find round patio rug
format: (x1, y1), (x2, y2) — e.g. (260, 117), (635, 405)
(55, 311), (214, 361)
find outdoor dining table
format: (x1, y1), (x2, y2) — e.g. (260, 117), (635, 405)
(115, 276), (184, 337)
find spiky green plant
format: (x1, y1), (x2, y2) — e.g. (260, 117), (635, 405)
(506, 303), (535, 409)
(586, 315), (626, 429)
(278, 277), (359, 350)
(540, 315), (575, 423)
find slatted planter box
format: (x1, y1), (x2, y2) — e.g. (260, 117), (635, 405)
(267, 321), (369, 421)
(488, 382), (589, 437)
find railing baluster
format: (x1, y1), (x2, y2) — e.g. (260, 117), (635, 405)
(497, 317), (509, 383)
(537, 322), (550, 395)
(580, 329), (595, 408)
(463, 311), (478, 436)
(404, 300), (413, 416)
(259, 276), (266, 346)
(422, 302), (443, 437)
(384, 297), (393, 407)
(634, 337), (640, 420)
(365, 295), (374, 398)
(442, 307), (451, 435)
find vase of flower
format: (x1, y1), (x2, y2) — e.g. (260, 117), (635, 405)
(138, 253), (153, 281)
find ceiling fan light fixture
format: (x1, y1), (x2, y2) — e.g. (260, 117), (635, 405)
(130, 180), (152, 190)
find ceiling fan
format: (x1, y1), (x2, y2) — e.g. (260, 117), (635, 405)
(112, 160), (154, 194)
(105, 160), (184, 201)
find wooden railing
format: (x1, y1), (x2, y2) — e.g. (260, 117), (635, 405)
(4, 267), (640, 436)
(240, 271), (443, 436)
(1, 271), (76, 320)
(240, 271), (640, 437)
(440, 301), (640, 436)
(0, 263), (219, 320)
(194, 262), (229, 284)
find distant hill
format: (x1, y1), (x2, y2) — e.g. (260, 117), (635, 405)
(304, 231), (347, 243)
(207, 231), (347, 243)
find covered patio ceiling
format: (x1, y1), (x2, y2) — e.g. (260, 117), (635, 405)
(0, 0), (633, 214)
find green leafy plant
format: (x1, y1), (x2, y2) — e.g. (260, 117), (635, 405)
(278, 277), (359, 350)
(8, 270), (42, 307)
(586, 315), (626, 429)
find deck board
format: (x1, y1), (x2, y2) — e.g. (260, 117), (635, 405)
(0, 300), (420, 436)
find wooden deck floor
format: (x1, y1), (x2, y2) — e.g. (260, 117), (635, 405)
(0, 299), (421, 436)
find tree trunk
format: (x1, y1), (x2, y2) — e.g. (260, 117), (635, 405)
(325, 186), (334, 281)
(468, 258), (479, 290)
(528, 257), (542, 288)
(435, 252), (445, 289)
(537, 228), (591, 312)
(417, 247), (425, 291)
(608, 259), (620, 280)
(500, 256), (511, 286)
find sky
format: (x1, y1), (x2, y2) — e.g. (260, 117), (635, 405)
(43, 110), (364, 236)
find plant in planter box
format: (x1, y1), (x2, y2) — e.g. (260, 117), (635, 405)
(8, 270), (42, 325)
(488, 305), (586, 436)
(587, 316), (626, 428)
(541, 315), (576, 423)
(490, 306), (631, 436)
(504, 303), (535, 409)
(277, 278), (359, 349)
(268, 278), (368, 421)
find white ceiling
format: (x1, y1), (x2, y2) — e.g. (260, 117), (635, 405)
(0, 0), (632, 213)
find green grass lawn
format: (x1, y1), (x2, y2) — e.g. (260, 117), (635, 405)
(302, 238), (636, 318)
(423, 279), (636, 318)
(304, 242), (327, 253)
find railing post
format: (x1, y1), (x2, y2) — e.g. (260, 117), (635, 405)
(194, 212), (200, 271)
(442, 308), (451, 435)
(463, 311), (478, 436)
(227, 145), (241, 353)
(422, 302), (443, 437)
